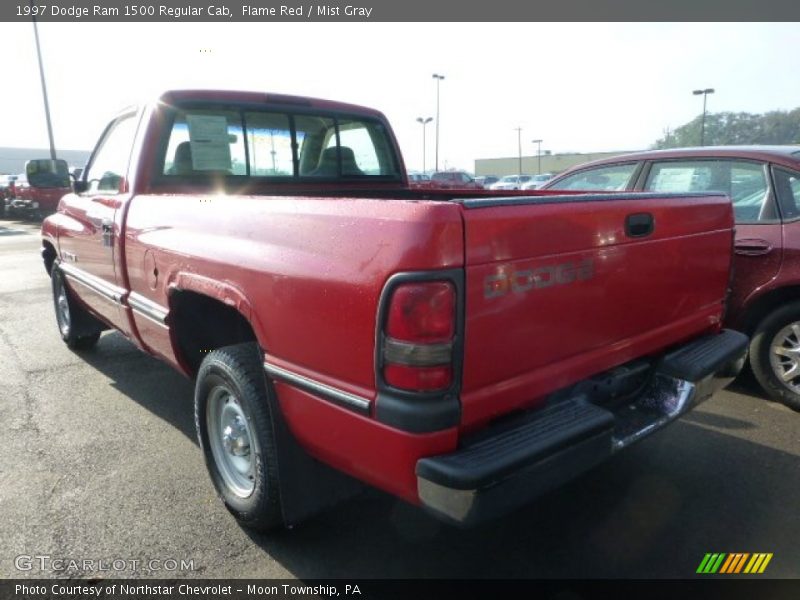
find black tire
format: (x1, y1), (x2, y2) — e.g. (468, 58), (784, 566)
(195, 342), (284, 531)
(750, 301), (800, 412)
(51, 265), (102, 350)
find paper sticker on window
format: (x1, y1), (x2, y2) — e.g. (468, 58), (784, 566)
(651, 167), (696, 192)
(186, 114), (232, 171)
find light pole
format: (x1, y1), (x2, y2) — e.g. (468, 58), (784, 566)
(514, 127), (523, 176)
(31, 0), (56, 160)
(432, 73), (445, 171)
(693, 88), (715, 146)
(531, 139), (543, 174)
(416, 117), (432, 174)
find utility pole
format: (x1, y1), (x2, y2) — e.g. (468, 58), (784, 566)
(531, 139), (542, 174)
(662, 126), (671, 147)
(31, 0), (57, 160)
(514, 127), (522, 176)
(432, 74), (445, 171)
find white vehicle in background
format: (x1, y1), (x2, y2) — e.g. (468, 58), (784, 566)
(520, 173), (555, 190)
(474, 175), (499, 188)
(489, 174), (533, 190)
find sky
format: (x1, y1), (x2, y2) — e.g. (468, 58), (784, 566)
(0, 22), (798, 172)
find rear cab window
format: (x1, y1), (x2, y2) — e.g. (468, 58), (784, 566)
(158, 104), (401, 184)
(644, 160), (773, 223)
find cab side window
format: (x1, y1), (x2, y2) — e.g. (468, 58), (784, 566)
(548, 163), (638, 191)
(84, 115), (139, 194)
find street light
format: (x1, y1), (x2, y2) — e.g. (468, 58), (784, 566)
(416, 117), (432, 174)
(531, 139), (543, 174)
(692, 88), (715, 146)
(514, 127), (523, 176)
(432, 74), (445, 171)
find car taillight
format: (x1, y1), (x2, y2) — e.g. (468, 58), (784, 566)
(382, 281), (456, 392)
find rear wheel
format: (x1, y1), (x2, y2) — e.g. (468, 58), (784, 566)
(750, 302), (800, 411)
(195, 343), (284, 531)
(51, 265), (101, 350)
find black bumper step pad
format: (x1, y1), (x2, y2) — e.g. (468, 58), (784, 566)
(659, 329), (748, 382)
(416, 397), (614, 490)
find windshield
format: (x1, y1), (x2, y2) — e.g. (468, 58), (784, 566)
(500, 175), (517, 183)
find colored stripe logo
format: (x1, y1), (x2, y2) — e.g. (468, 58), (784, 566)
(696, 553), (773, 574)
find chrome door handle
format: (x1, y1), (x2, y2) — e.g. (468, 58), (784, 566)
(734, 238), (772, 256)
(101, 219), (113, 247)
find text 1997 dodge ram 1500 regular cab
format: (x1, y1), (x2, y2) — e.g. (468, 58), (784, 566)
(41, 90), (747, 529)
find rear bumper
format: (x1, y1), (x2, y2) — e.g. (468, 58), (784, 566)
(416, 329), (748, 526)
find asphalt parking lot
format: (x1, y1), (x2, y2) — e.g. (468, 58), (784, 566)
(1, 216), (799, 579)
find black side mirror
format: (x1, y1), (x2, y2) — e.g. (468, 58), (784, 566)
(73, 180), (88, 193)
(26, 158), (71, 188)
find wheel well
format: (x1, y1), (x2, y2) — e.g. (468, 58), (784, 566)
(739, 286), (800, 334)
(170, 290), (258, 376)
(42, 242), (56, 275)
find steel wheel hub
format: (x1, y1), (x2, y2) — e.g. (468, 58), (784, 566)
(222, 414), (251, 457)
(207, 386), (256, 497)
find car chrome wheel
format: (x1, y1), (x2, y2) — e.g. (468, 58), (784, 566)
(768, 322), (800, 394)
(56, 278), (71, 336)
(206, 385), (257, 498)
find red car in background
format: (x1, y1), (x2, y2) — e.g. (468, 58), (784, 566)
(9, 159), (72, 218)
(0, 174), (19, 217)
(428, 170), (483, 189)
(544, 146), (800, 410)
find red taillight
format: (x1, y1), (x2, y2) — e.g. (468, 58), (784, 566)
(382, 281), (456, 392)
(384, 364), (453, 391)
(386, 282), (455, 343)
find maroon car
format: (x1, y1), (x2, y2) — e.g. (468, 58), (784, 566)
(544, 145), (800, 410)
(429, 170), (483, 189)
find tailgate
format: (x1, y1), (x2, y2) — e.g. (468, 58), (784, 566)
(457, 192), (734, 428)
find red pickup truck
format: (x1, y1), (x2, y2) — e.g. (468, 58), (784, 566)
(9, 160), (72, 218)
(41, 90), (747, 530)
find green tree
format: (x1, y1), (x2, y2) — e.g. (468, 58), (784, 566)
(655, 108), (800, 148)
